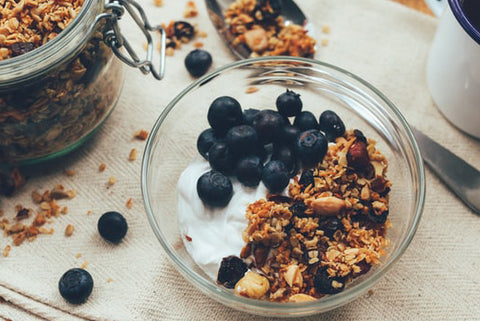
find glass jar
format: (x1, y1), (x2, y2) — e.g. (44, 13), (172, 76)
(0, 0), (165, 165)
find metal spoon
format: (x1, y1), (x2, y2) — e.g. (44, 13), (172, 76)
(205, 0), (315, 59)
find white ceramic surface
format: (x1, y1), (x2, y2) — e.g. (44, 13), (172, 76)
(425, 0), (446, 17)
(427, 0), (480, 138)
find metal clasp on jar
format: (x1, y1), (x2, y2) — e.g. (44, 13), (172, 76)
(94, 0), (166, 80)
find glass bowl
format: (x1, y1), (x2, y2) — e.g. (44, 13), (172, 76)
(141, 57), (425, 317)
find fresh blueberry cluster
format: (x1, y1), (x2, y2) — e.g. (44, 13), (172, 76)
(196, 89), (346, 207)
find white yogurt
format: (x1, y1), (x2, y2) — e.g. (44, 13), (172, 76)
(177, 158), (272, 280)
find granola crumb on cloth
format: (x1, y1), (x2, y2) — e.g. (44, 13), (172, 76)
(239, 130), (392, 301)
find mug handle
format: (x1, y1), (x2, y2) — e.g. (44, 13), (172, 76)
(425, 0), (446, 17)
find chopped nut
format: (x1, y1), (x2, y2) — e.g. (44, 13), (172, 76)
(234, 271), (270, 299)
(288, 293), (316, 302)
(284, 264), (303, 288)
(65, 224), (74, 237)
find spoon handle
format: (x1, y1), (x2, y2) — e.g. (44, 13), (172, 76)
(412, 128), (480, 215)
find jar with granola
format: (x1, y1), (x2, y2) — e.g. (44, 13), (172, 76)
(0, 0), (166, 164)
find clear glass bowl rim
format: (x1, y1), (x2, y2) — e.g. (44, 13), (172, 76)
(141, 56), (426, 314)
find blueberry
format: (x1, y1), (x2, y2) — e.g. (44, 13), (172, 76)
(235, 155), (263, 187)
(276, 89), (302, 117)
(225, 125), (259, 156)
(313, 266), (346, 294)
(243, 108), (260, 126)
(197, 170), (233, 207)
(58, 268), (94, 304)
(318, 217), (344, 238)
(319, 110), (345, 141)
(197, 128), (221, 160)
(271, 144), (297, 176)
(97, 211), (128, 243)
(185, 49), (212, 77)
(207, 96), (243, 135)
(295, 130), (328, 166)
(277, 125), (300, 147)
(293, 111), (318, 131)
(217, 255), (248, 288)
(299, 169), (314, 189)
(262, 160), (289, 192)
(252, 110), (286, 144)
(208, 142), (236, 174)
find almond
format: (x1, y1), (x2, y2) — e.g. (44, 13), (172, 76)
(307, 197), (346, 216)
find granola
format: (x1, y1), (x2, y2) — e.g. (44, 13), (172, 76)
(224, 0), (316, 57)
(238, 130), (391, 301)
(0, 1), (123, 163)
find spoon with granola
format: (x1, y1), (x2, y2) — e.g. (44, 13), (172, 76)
(205, 0), (316, 59)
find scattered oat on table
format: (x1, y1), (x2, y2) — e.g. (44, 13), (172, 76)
(245, 86), (259, 94)
(153, 0), (163, 6)
(3, 245), (11, 257)
(108, 176), (116, 186)
(134, 129), (149, 141)
(99, 163), (107, 172)
(64, 169), (76, 177)
(129, 148), (137, 161)
(107, 277), (114, 283)
(321, 39), (329, 47)
(75, 253), (82, 258)
(322, 25), (331, 34)
(81, 261), (89, 269)
(184, 1), (198, 18)
(65, 224), (74, 237)
(193, 41), (204, 48)
(126, 198), (133, 209)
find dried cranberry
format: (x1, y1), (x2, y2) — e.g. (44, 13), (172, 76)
(217, 256), (248, 288)
(10, 42), (35, 57)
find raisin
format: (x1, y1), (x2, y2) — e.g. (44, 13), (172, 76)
(318, 217), (344, 238)
(174, 21), (195, 40)
(313, 266), (346, 294)
(10, 42), (35, 57)
(299, 169), (314, 190)
(289, 201), (307, 217)
(217, 256), (248, 289)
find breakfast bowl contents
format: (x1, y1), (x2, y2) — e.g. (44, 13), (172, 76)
(142, 57), (425, 316)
